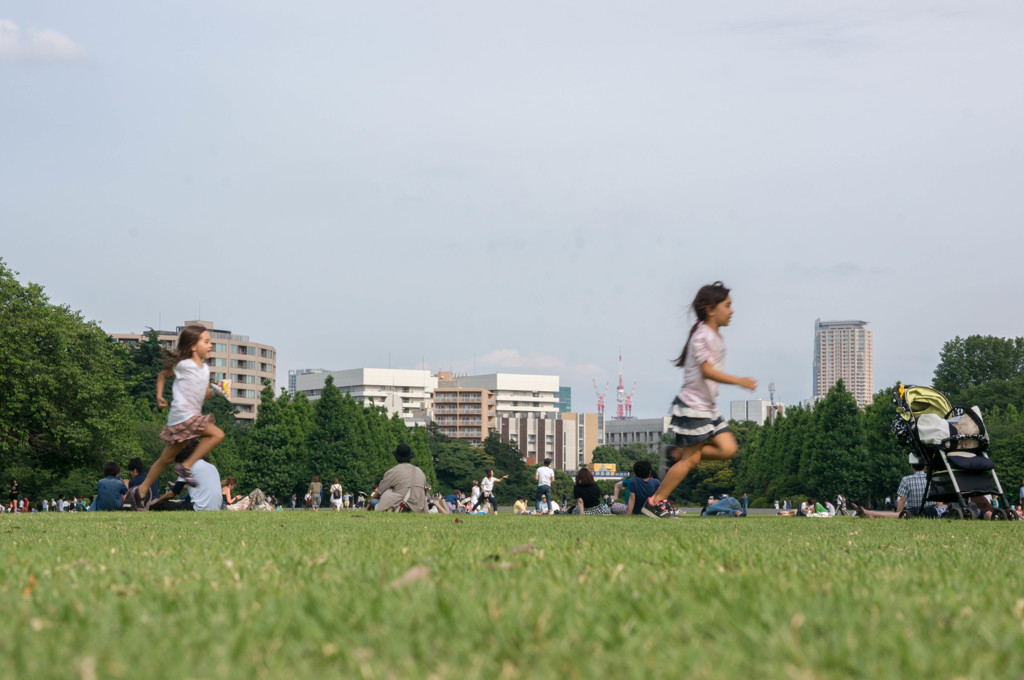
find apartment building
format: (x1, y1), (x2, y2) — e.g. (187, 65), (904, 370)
(294, 368), (438, 426)
(813, 319), (874, 407)
(499, 412), (603, 472)
(109, 320), (276, 420)
(433, 375), (496, 447)
(447, 373), (561, 419)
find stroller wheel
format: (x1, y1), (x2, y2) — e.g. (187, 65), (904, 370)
(945, 507), (964, 520)
(992, 508), (1008, 521)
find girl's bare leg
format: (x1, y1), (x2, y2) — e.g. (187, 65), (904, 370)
(136, 441), (185, 499)
(182, 424), (225, 470)
(648, 432), (739, 504)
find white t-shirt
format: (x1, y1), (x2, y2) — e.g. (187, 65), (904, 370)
(481, 477), (496, 494)
(167, 359), (210, 426)
(189, 459), (222, 511)
(677, 323), (725, 413)
(536, 466), (554, 487)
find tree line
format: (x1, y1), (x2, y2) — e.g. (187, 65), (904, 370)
(3, 259), (1022, 507)
(591, 335), (1024, 507)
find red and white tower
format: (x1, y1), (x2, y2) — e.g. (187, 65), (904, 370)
(613, 348), (637, 419)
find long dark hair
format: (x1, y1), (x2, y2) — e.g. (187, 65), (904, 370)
(673, 281), (730, 368)
(575, 467), (595, 486)
(162, 325), (209, 369)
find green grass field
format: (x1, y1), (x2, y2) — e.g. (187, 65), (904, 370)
(2, 511), (1023, 679)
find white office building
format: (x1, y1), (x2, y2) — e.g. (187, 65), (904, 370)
(294, 368), (438, 426)
(604, 417), (672, 453)
(445, 373), (560, 419)
(730, 400), (785, 426)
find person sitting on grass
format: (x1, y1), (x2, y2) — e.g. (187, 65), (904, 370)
(625, 460), (660, 516)
(513, 496), (528, 515)
(701, 495), (746, 517)
(126, 458), (158, 505)
(373, 444), (428, 513)
(609, 478), (628, 515)
(852, 459), (938, 518)
(222, 477), (241, 508)
(148, 440), (221, 512)
(90, 461), (127, 511)
(572, 467), (609, 515)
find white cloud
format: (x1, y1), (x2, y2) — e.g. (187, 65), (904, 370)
(0, 19), (85, 61)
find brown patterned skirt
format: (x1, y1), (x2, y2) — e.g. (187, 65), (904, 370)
(160, 413), (215, 444)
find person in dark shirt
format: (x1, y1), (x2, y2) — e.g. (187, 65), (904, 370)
(625, 460), (661, 515)
(572, 467), (609, 515)
(92, 462), (128, 511)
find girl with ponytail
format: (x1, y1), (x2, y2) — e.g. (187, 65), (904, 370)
(642, 282), (758, 518)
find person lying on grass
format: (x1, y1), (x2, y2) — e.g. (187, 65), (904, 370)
(701, 495), (746, 517)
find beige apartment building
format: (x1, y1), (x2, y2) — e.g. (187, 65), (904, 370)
(813, 319), (874, 407)
(433, 372), (496, 446)
(109, 320), (277, 420)
(499, 412), (603, 472)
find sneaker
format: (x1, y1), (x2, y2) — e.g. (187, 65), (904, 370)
(641, 499), (674, 519)
(173, 463), (197, 487)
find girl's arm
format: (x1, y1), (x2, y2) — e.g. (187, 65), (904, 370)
(155, 368), (174, 409)
(700, 362), (756, 391)
(576, 498), (584, 514)
(626, 493), (636, 515)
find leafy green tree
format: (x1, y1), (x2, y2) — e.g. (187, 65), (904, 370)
(244, 386), (314, 499)
(121, 329), (168, 418)
(802, 380), (868, 502)
(861, 387), (908, 506)
(933, 335), (1024, 396)
(953, 375), (1024, 413)
(0, 260), (139, 494)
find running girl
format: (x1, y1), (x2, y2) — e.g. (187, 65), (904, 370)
(643, 282), (757, 518)
(131, 325), (225, 508)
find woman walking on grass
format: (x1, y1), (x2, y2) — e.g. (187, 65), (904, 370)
(308, 476), (322, 511)
(643, 282), (757, 518)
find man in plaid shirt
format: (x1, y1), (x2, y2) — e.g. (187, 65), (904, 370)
(895, 463), (931, 514)
(853, 461), (936, 518)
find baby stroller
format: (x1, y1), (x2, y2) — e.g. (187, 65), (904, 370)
(891, 383), (1016, 520)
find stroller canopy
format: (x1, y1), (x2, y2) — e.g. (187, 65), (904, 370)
(894, 383), (952, 421)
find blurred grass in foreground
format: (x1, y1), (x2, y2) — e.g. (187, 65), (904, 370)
(2, 512), (1023, 679)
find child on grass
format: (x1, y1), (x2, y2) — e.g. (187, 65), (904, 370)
(131, 325), (225, 508)
(643, 281), (757, 518)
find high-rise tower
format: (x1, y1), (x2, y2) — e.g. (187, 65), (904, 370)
(813, 319), (874, 407)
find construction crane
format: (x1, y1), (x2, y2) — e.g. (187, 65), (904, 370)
(592, 379), (608, 416)
(614, 347), (637, 419)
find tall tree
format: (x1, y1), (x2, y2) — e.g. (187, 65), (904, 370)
(933, 335), (1024, 397)
(802, 380), (868, 501)
(861, 387), (908, 505)
(0, 260), (139, 489)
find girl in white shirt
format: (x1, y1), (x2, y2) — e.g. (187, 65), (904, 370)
(643, 282), (757, 518)
(131, 325), (225, 508)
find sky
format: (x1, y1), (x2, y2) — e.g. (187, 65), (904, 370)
(3, 2), (1023, 418)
